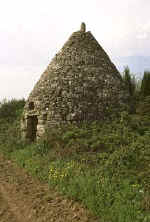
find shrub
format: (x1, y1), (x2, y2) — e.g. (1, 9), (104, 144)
(0, 98), (150, 221)
(137, 96), (150, 116)
(0, 98), (25, 122)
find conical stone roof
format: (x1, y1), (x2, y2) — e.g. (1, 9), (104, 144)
(22, 23), (128, 139)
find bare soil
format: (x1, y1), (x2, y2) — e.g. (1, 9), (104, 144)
(0, 154), (99, 222)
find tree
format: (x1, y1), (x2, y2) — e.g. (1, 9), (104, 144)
(122, 66), (136, 114)
(141, 71), (150, 97)
(123, 66), (136, 97)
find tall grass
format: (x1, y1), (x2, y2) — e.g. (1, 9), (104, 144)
(0, 99), (150, 221)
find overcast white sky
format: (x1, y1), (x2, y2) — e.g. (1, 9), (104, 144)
(0, 0), (150, 101)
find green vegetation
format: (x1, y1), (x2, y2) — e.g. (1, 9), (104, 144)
(141, 71), (150, 98)
(123, 66), (136, 98)
(0, 98), (26, 155)
(0, 98), (25, 122)
(0, 72), (150, 221)
(122, 66), (138, 114)
(137, 96), (150, 117)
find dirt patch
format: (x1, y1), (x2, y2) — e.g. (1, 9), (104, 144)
(0, 154), (99, 222)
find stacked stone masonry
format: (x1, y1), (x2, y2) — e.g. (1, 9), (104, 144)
(21, 23), (128, 141)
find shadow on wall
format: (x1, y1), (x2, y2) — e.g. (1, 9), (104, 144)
(26, 115), (38, 142)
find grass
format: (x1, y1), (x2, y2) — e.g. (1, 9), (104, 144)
(0, 99), (150, 221)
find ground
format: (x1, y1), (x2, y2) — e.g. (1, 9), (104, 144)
(0, 154), (98, 222)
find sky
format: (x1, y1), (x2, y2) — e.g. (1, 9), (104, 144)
(0, 0), (150, 101)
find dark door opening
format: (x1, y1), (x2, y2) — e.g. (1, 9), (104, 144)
(26, 115), (38, 142)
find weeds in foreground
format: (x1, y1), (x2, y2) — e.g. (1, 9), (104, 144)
(0, 99), (150, 221)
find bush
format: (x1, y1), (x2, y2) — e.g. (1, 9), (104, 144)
(137, 96), (150, 116)
(0, 99), (26, 156)
(0, 98), (25, 122)
(0, 98), (150, 221)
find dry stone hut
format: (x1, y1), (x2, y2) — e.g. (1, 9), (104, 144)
(21, 23), (128, 141)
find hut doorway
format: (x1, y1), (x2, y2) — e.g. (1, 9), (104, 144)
(26, 115), (38, 142)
